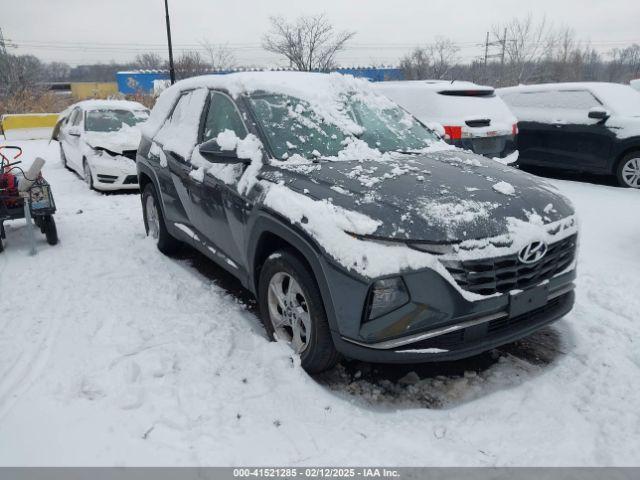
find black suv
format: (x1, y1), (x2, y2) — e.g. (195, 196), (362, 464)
(499, 82), (640, 188)
(137, 72), (578, 373)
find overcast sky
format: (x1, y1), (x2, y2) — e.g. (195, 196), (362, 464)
(2, 0), (639, 67)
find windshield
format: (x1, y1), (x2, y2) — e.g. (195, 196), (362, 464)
(85, 109), (150, 132)
(247, 93), (437, 160)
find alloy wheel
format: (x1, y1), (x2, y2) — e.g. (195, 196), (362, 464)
(267, 272), (311, 353)
(145, 194), (160, 240)
(621, 157), (640, 188)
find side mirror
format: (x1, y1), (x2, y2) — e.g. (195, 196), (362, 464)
(199, 139), (249, 164)
(588, 107), (610, 121)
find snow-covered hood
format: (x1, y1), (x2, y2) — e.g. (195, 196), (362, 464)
(83, 126), (142, 155)
(260, 150), (574, 244)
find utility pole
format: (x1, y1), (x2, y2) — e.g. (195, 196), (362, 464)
(0, 29), (6, 55)
(483, 31), (490, 83)
(164, 0), (176, 84)
(499, 27), (507, 86)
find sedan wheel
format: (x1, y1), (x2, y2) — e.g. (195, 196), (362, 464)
(145, 194), (160, 240)
(83, 162), (94, 189)
(267, 272), (311, 353)
(620, 156), (640, 188)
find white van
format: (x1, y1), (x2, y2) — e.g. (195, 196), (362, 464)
(375, 80), (518, 160)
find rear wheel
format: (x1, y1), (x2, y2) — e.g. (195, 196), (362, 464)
(142, 183), (180, 255)
(616, 153), (640, 188)
(42, 215), (58, 245)
(258, 250), (339, 373)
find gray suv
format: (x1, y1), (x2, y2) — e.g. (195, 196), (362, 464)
(137, 72), (578, 373)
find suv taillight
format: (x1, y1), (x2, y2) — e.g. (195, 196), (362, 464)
(443, 126), (462, 140)
(512, 123), (519, 136)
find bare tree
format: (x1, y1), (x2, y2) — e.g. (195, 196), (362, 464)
(400, 37), (459, 80)
(609, 44), (640, 82)
(134, 53), (165, 70)
(44, 61), (71, 82)
(492, 14), (555, 85)
(262, 14), (355, 71)
(200, 40), (237, 71)
(174, 50), (210, 79)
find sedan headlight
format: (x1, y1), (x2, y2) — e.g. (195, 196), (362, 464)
(365, 277), (410, 321)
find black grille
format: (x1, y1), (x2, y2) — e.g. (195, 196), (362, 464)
(442, 235), (577, 296)
(96, 174), (117, 184)
(123, 175), (138, 185)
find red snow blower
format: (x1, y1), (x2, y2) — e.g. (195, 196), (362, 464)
(0, 145), (58, 254)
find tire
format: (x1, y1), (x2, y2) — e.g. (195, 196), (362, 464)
(42, 215), (58, 246)
(258, 249), (340, 373)
(616, 152), (640, 188)
(60, 143), (69, 169)
(83, 159), (94, 190)
(142, 183), (180, 255)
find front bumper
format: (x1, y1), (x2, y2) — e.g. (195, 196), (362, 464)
(449, 135), (517, 159)
(324, 258), (576, 364)
(88, 153), (139, 191)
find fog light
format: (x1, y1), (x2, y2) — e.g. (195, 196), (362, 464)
(366, 277), (410, 321)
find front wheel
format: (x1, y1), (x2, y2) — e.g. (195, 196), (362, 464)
(83, 160), (94, 190)
(258, 250), (339, 373)
(142, 183), (180, 255)
(616, 153), (640, 188)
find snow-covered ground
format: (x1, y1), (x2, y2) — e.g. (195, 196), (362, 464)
(0, 139), (639, 466)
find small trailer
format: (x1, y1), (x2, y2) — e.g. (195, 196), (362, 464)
(0, 146), (58, 254)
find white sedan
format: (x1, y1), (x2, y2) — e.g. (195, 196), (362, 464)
(53, 100), (149, 191)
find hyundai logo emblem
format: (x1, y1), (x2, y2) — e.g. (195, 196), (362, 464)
(518, 241), (548, 264)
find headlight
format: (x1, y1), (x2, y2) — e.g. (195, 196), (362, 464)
(365, 277), (410, 321)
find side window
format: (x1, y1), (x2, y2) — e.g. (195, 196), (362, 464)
(202, 92), (247, 142)
(67, 108), (79, 126)
(154, 88), (208, 159)
(71, 108), (83, 127)
(165, 92), (193, 129)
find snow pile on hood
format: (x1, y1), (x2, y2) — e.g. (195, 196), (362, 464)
(492, 181), (516, 196)
(261, 182), (457, 282)
(261, 180), (578, 300)
(417, 199), (499, 237)
(84, 123), (142, 154)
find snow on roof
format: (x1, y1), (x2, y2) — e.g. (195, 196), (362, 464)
(144, 71), (396, 139)
(376, 80), (494, 93)
(72, 99), (148, 111)
(499, 82), (640, 117)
